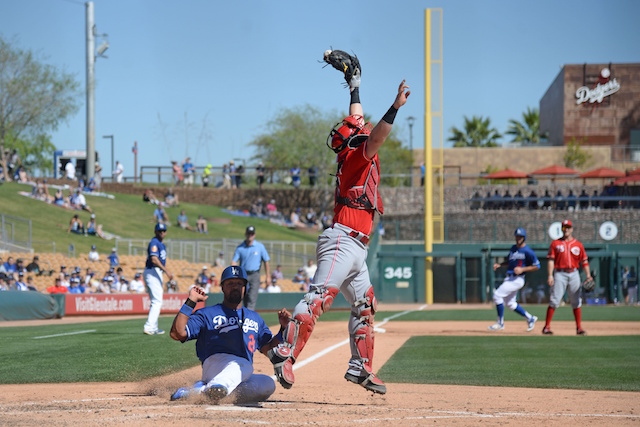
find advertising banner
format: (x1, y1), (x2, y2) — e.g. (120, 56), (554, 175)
(64, 293), (205, 316)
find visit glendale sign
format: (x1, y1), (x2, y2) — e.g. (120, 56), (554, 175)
(576, 74), (621, 105)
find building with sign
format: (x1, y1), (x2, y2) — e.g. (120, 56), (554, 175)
(540, 63), (640, 160)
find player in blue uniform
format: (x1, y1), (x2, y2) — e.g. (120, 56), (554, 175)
(489, 228), (540, 332)
(143, 223), (174, 335)
(169, 266), (290, 403)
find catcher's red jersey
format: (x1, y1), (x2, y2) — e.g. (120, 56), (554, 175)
(547, 237), (588, 270)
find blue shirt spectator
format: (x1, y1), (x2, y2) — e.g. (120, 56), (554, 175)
(107, 249), (119, 267)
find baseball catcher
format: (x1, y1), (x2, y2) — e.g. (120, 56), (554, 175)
(267, 49), (410, 395)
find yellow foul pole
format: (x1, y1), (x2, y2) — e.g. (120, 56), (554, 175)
(424, 9), (434, 304)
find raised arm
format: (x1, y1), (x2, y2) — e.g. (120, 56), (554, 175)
(365, 80), (411, 159)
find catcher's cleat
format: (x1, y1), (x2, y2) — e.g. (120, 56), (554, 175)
(542, 326), (553, 335)
(204, 384), (228, 402)
(344, 371), (387, 395)
(323, 49), (361, 89)
(576, 328), (587, 336)
(527, 316), (538, 332)
(267, 347), (295, 389)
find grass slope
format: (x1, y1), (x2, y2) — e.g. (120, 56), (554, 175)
(0, 182), (315, 254)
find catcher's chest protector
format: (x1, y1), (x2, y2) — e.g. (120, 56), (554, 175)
(335, 156), (384, 215)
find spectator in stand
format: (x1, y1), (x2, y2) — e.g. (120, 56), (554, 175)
(266, 278), (282, 293)
(491, 190), (503, 210)
(235, 164), (244, 188)
(65, 159), (76, 180)
(266, 199), (278, 217)
(154, 205), (170, 225)
(68, 276), (83, 294)
(554, 189), (565, 210)
(143, 189), (160, 205)
(182, 157), (195, 187)
(542, 189), (552, 210)
(172, 161), (183, 186)
(71, 188), (92, 213)
(221, 163), (232, 189)
(84, 267), (96, 287)
(86, 214), (106, 239)
(13, 272), (29, 291)
(46, 277), (68, 294)
(98, 276), (112, 293)
(89, 245), (100, 262)
(167, 279), (178, 293)
(107, 248), (120, 268)
(164, 188), (180, 207)
(15, 258), (27, 276)
(209, 272), (219, 288)
(526, 189), (539, 210)
(303, 259), (317, 282)
(177, 210), (196, 231)
(308, 166), (317, 187)
(469, 190), (481, 211)
(196, 215), (208, 234)
(94, 162), (103, 190)
(290, 165), (301, 189)
(67, 214), (85, 235)
(567, 189), (577, 211)
(289, 208), (305, 229)
(25, 275), (37, 291)
(26, 255), (48, 276)
(271, 264), (284, 281)
(228, 160), (237, 189)
(214, 251), (226, 269)
(482, 190), (492, 210)
(116, 267), (129, 292)
(502, 190), (513, 210)
(250, 198), (265, 217)
(53, 188), (68, 207)
(256, 161), (266, 190)
(113, 161), (124, 183)
(129, 272), (146, 293)
(202, 164), (212, 187)
(579, 189), (590, 210)
(292, 268), (306, 286)
(0, 277), (8, 291)
(513, 190), (525, 210)
(197, 266), (210, 288)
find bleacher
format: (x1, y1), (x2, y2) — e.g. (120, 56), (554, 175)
(3, 252), (301, 293)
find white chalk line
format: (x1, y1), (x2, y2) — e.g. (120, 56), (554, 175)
(33, 329), (96, 339)
(276, 305), (428, 375)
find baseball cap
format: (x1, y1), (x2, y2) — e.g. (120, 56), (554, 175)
(134, 273), (141, 278)
(246, 225), (256, 235)
(91, 245), (96, 250)
(514, 228), (527, 240)
(91, 214), (95, 219)
(562, 219), (573, 228)
(202, 265), (207, 270)
(155, 223), (167, 232)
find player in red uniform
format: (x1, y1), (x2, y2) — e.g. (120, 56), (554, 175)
(267, 50), (410, 395)
(543, 219), (594, 335)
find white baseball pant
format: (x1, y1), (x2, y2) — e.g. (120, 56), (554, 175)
(201, 353), (275, 403)
(144, 267), (164, 333)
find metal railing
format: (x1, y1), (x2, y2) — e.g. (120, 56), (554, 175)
(0, 214), (33, 253)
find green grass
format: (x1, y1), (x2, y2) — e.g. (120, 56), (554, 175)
(378, 335), (640, 391)
(0, 182), (316, 254)
(0, 308), (638, 387)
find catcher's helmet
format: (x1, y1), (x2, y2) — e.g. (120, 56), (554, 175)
(514, 227), (527, 240)
(220, 266), (248, 286)
(327, 115), (372, 153)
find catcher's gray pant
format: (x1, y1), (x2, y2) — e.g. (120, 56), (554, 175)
(243, 271), (261, 310)
(550, 270), (582, 309)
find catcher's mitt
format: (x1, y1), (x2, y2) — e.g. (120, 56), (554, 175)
(323, 49), (361, 88)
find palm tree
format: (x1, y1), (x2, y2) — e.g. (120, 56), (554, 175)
(448, 115), (501, 147)
(506, 107), (541, 144)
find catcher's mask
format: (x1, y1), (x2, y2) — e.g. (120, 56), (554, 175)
(327, 115), (372, 153)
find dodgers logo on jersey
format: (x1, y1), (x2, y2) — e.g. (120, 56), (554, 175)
(212, 314), (241, 333)
(509, 252), (525, 261)
(242, 318), (259, 334)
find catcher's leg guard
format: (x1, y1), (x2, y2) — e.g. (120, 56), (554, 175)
(345, 286), (386, 394)
(268, 285), (339, 389)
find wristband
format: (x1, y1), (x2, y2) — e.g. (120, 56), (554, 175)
(381, 105), (398, 124)
(185, 298), (197, 308)
(350, 87), (360, 105)
(179, 303), (193, 317)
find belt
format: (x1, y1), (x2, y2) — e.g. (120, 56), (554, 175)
(246, 270), (260, 274)
(333, 223), (370, 245)
(556, 268), (576, 273)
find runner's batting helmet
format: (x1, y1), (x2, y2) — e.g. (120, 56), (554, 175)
(155, 223), (167, 233)
(220, 266), (248, 286)
(327, 115), (372, 153)
(514, 227), (527, 240)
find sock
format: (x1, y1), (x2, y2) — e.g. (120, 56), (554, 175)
(545, 306), (555, 328)
(573, 307), (582, 330)
(514, 304), (529, 319)
(496, 303), (504, 324)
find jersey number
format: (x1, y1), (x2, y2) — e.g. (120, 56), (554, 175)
(247, 335), (256, 354)
(384, 267), (412, 279)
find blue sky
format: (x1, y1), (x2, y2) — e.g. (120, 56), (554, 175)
(1, 0), (638, 177)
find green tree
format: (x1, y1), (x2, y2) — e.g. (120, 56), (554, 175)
(0, 35), (81, 180)
(506, 107), (541, 144)
(448, 115), (501, 147)
(564, 137), (592, 169)
(249, 105), (412, 187)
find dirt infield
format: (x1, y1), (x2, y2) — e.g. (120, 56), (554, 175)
(1, 312), (639, 426)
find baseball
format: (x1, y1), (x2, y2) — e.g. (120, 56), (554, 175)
(324, 49), (332, 59)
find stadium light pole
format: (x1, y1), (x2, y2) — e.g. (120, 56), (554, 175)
(102, 135), (114, 177)
(407, 116), (416, 152)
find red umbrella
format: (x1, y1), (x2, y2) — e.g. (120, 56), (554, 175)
(613, 174), (640, 185)
(484, 168), (528, 179)
(579, 167), (625, 179)
(529, 164), (580, 176)
(628, 168), (640, 176)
